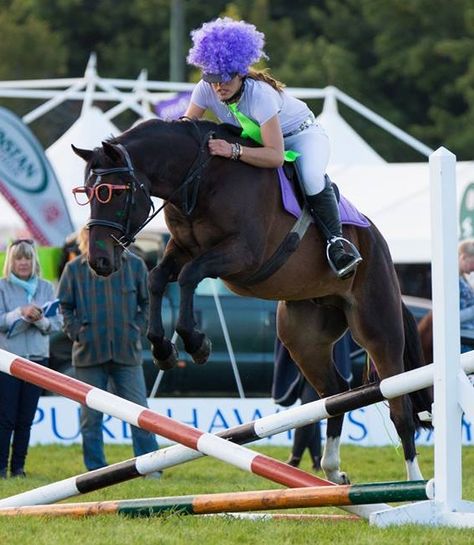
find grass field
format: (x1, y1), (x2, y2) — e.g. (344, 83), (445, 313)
(0, 443), (473, 544)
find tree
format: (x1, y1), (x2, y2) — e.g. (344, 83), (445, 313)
(0, 0), (67, 80)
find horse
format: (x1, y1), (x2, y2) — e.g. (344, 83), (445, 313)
(72, 118), (432, 485)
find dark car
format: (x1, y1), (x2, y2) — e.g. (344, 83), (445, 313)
(49, 280), (433, 398)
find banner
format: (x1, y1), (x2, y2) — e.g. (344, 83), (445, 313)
(155, 92), (192, 120)
(30, 397), (474, 447)
(0, 107), (74, 245)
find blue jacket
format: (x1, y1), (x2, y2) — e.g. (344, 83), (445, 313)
(0, 277), (63, 359)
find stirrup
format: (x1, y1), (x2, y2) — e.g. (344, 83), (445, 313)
(326, 236), (363, 279)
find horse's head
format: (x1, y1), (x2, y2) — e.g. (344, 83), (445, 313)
(72, 141), (153, 276)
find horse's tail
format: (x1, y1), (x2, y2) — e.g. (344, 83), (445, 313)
(402, 302), (433, 430)
(417, 310), (433, 364)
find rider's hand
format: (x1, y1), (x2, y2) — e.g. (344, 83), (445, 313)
(208, 138), (233, 159)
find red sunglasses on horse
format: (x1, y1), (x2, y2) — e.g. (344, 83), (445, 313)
(72, 183), (129, 206)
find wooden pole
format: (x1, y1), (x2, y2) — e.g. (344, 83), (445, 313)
(0, 480), (432, 518)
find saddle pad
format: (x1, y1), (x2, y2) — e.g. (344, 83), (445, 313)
(277, 167), (370, 228)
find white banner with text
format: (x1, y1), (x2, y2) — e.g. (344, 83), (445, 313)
(31, 397), (474, 447)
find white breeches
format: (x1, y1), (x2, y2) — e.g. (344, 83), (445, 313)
(284, 123), (330, 196)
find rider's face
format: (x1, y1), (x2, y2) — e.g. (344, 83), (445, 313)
(211, 75), (243, 102)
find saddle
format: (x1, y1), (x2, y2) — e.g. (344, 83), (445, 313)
(280, 163), (370, 228)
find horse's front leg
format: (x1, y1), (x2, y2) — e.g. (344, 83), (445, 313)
(176, 239), (251, 365)
(147, 247), (185, 370)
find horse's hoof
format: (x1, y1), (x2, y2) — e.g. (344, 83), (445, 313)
(339, 472), (350, 485)
(325, 471), (350, 485)
(191, 337), (212, 365)
(153, 344), (178, 370)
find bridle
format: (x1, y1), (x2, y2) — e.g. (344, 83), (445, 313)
(86, 123), (215, 247)
(86, 143), (155, 247)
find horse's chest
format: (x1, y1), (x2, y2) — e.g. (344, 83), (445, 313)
(173, 223), (227, 255)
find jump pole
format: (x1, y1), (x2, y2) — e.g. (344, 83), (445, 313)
(2, 350), (474, 511)
(0, 480), (433, 518)
(0, 349), (389, 519)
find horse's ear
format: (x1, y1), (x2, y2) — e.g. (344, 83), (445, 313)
(102, 141), (123, 164)
(71, 144), (93, 162)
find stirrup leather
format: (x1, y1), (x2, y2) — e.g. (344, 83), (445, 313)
(325, 236), (363, 278)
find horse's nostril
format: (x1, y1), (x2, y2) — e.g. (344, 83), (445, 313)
(92, 256), (113, 276)
(97, 257), (109, 269)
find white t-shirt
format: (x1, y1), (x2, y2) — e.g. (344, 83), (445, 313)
(189, 77), (311, 135)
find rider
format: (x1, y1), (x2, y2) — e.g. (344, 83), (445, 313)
(184, 17), (362, 279)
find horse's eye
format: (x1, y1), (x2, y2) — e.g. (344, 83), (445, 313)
(114, 188), (124, 197)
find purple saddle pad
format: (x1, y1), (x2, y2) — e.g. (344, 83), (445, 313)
(277, 167), (370, 228)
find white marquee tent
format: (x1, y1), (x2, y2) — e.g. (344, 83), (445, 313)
(332, 161), (474, 263)
(1, 54), (473, 263)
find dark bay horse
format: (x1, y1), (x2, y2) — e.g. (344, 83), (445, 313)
(72, 118), (432, 484)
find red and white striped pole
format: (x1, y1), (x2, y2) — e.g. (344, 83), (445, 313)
(3, 349), (474, 514)
(0, 349), (386, 519)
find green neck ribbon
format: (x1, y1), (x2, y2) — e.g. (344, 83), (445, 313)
(227, 103), (300, 162)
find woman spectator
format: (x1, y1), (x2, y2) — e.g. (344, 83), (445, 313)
(0, 239), (63, 478)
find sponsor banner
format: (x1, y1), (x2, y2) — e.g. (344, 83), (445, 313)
(0, 107), (74, 245)
(31, 397), (474, 447)
(155, 92), (192, 120)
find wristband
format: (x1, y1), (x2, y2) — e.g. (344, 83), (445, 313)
(230, 143), (242, 161)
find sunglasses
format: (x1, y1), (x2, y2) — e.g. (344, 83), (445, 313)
(72, 184), (129, 206)
(10, 239), (34, 246)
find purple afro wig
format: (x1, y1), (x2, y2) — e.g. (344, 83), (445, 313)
(187, 17), (267, 82)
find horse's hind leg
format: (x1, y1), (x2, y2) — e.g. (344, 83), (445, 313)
(278, 299), (351, 484)
(350, 285), (424, 481)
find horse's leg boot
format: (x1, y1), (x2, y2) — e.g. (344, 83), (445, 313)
(306, 186), (362, 280)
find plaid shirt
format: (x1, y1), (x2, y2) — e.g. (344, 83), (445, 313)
(58, 252), (149, 367)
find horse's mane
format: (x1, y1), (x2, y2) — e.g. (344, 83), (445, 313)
(108, 118), (253, 147)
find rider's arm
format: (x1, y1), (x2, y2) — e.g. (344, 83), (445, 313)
(183, 102), (206, 120)
(208, 114), (285, 168)
(238, 115), (285, 168)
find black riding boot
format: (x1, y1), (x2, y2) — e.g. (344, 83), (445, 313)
(306, 186), (362, 279)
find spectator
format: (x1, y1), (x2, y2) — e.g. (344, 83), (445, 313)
(57, 227), (160, 474)
(272, 334), (352, 471)
(57, 230), (81, 278)
(418, 239), (474, 363)
(458, 239), (474, 353)
(0, 239), (63, 478)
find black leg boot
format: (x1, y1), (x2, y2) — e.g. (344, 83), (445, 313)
(306, 185), (362, 279)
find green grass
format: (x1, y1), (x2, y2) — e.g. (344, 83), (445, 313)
(0, 444), (474, 544)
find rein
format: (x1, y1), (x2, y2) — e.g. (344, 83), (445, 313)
(175, 118), (215, 215)
(87, 123), (215, 246)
